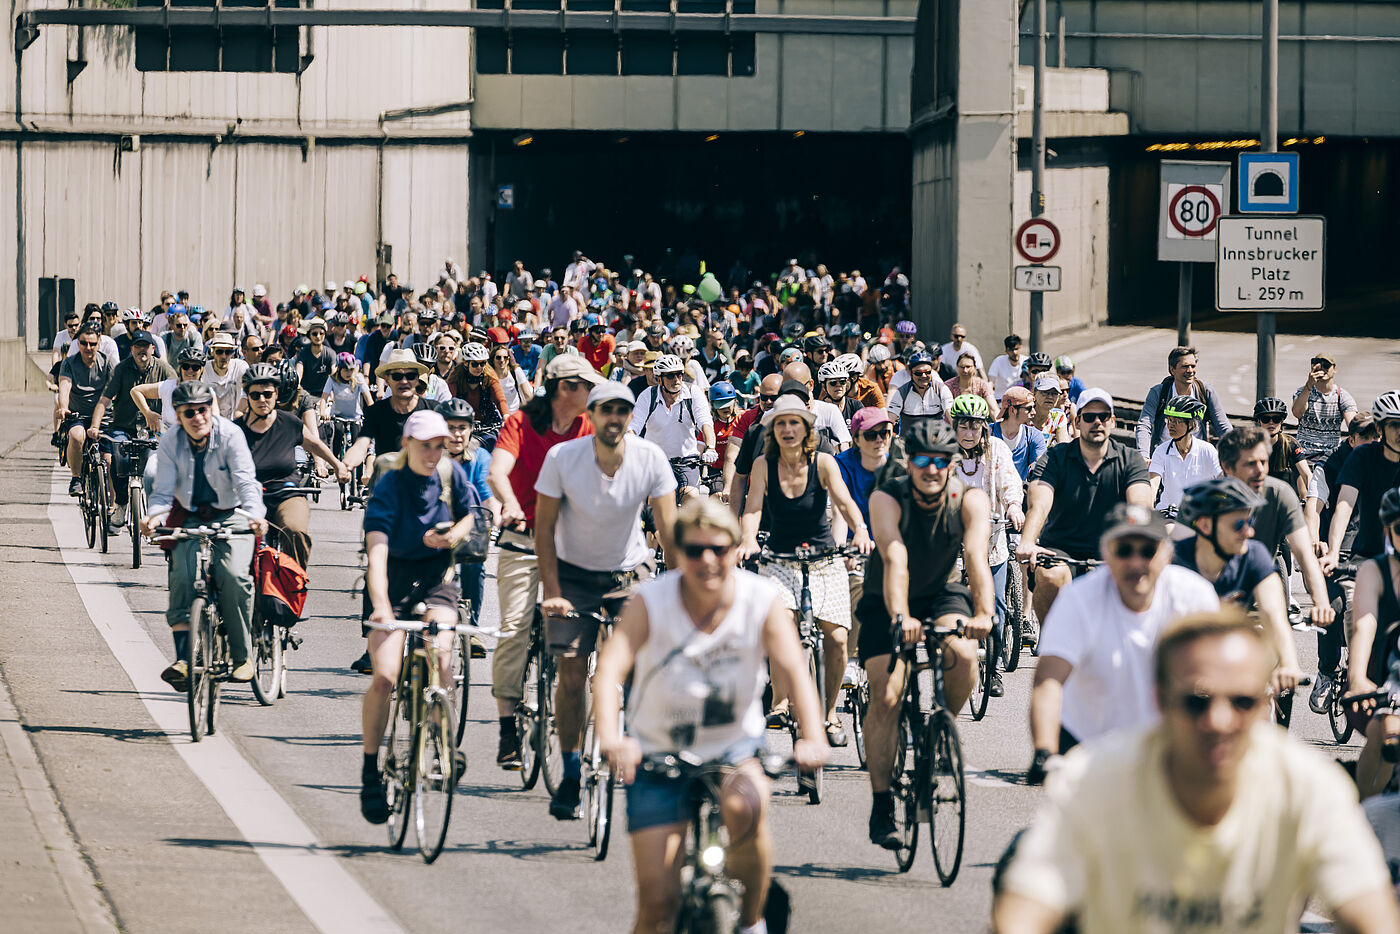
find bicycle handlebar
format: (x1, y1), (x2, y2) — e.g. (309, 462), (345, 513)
(886, 618), (967, 673)
(639, 751), (793, 781)
(755, 544), (865, 564)
(1034, 553), (1104, 570)
(364, 618), (500, 637)
(153, 524), (258, 543)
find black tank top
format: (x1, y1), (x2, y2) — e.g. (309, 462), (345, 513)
(766, 455), (836, 552)
(862, 475), (965, 604)
(1366, 555), (1400, 684)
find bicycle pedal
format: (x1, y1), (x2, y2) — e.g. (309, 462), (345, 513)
(287, 634), (303, 650)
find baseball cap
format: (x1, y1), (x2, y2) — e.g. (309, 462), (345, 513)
(131, 329), (157, 347)
(1311, 353), (1336, 367)
(999, 386), (1033, 414)
(1076, 388), (1115, 413)
(625, 340), (648, 354)
(1032, 375), (1062, 393)
(545, 354), (604, 384)
(850, 407), (892, 434)
(1100, 503), (1169, 544)
(402, 410), (452, 442)
(777, 379), (811, 403)
(377, 312), (395, 326)
(515, 299), (532, 312)
(252, 284), (267, 297)
(587, 382), (636, 409)
(487, 327), (510, 345)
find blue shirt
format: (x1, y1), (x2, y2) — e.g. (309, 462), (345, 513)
(1172, 537), (1278, 605)
(513, 343), (542, 378)
(1065, 376), (1086, 405)
(462, 447), (493, 504)
(364, 461), (481, 561)
(834, 447), (878, 535)
(993, 421), (1048, 482)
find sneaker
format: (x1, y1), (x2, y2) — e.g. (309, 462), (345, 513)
(228, 661), (255, 683)
(51, 431), (63, 449)
(990, 671), (1005, 698)
(160, 659), (189, 690)
(350, 650), (373, 674)
(1308, 672), (1334, 715)
(765, 707), (791, 731)
(360, 774), (389, 824)
(110, 503), (127, 528)
(841, 660), (860, 689)
(469, 635), (487, 659)
(68, 477), (82, 497)
(496, 732), (522, 769)
(550, 777), (581, 820)
(869, 796), (900, 850)
(825, 721), (848, 748)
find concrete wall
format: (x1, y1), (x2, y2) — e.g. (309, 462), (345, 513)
(1011, 164), (1110, 339)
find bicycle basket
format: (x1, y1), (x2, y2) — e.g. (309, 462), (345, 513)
(256, 543), (309, 625)
(452, 505), (494, 564)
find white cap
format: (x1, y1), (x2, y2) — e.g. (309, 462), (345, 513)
(1077, 388), (1115, 413)
(325, 280), (338, 292)
(252, 284), (267, 297)
(1032, 374), (1062, 393)
(625, 340), (648, 354)
(515, 299), (532, 312)
(402, 410), (452, 442)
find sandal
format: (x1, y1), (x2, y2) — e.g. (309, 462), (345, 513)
(825, 721), (848, 748)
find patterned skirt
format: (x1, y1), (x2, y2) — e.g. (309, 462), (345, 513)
(759, 556), (852, 630)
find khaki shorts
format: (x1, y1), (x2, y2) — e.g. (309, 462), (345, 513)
(546, 559), (652, 657)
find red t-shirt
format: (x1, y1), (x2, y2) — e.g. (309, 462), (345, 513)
(578, 334), (616, 372)
(708, 415), (737, 460)
(731, 406), (761, 441)
(494, 409), (594, 528)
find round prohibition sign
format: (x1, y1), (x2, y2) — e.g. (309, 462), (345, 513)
(1168, 185), (1222, 238)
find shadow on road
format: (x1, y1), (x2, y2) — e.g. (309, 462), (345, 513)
(23, 723), (169, 744)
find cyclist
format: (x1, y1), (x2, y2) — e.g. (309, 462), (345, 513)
(1135, 345), (1232, 462)
(1053, 356), (1084, 406)
(488, 355), (599, 767)
(817, 360), (860, 424)
(1027, 504), (1218, 782)
(1029, 375), (1073, 446)
(987, 334), (1024, 402)
(492, 343), (534, 413)
(886, 350), (952, 438)
(202, 332), (248, 419)
(90, 330), (174, 527)
(1346, 489), (1400, 799)
(949, 393), (1022, 697)
(57, 323), (116, 497)
(992, 386), (1046, 482)
(1017, 390), (1152, 625)
(1292, 352), (1358, 467)
(409, 343), (449, 404)
(535, 382), (677, 820)
(722, 373), (783, 513)
(630, 354), (717, 496)
(1171, 476), (1305, 698)
(358, 410), (484, 824)
(1325, 391), (1400, 570)
(344, 348), (432, 485)
(447, 342), (508, 438)
(857, 419), (993, 848)
(864, 343), (896, 397)
(437, 398), (497, 637)
(115, 308), (167, 360)
(737, 395), (873, 743)
(943, 352), (997, 416)
(1146, 394), (1220, 517)
(1016, 351), (1053, 391)
(1255, 396), (1312, 499)
(592, 497), (829, 934)
(133, 347), (213, 434)
(998, 608), (1400, 934)
(294, 317), (336, 397)
(322, 352), (373, 452)
(141, 381), (267, 688)
(838, 352), (885, 410)
(707, 381), (741, 495)
(236, 364), (349, 571)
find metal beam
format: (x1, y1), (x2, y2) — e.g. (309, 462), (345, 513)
(19, 8), (916, 37)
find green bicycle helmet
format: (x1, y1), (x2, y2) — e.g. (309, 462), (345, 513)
(949, 393), (992, 421)
(1163, 394), (1207, 422)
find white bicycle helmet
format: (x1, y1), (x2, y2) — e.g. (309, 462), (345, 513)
(868, 344), (892, 364)
(652, 354), (684, 376)
(121, 306), (143, 323)
(835, 353), (863, 376)
(1374, 390), (1400, 422)
(817, 360), (848, 383)
(461, 342), (489, 362)
(669, 335), (694, 358)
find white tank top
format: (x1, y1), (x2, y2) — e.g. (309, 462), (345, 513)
(628, 568), (778, 760)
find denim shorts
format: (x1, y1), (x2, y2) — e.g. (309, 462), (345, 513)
(625, 740), (762, 833)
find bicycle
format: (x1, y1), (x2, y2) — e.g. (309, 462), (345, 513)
(495, 534), (556, 791)
(885, 617), (967, 885)
(248, 522), (306, 707)
(1319, 562), (1359, 743)
(574, 608), (621, 860)
(368, 609), (489, 864)
(78, 437), (110, 554)
(331, 416), (367, 509)
(114, 434), (160, 569)
(152, 514), (258, 742)
(753, 541), (863, 805)
(639, 752), (792, 933)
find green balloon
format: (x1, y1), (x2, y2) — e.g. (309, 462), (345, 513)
(697, 273), (723, 303)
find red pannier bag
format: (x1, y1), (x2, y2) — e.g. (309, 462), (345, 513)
(255, 542), (308, 626)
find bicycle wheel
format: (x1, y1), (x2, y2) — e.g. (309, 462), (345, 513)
(128, 482), (144, 569)
(451, 632), (471, 747)
(1329, 679), (1354, 744)
(415, 692), (457, 863)
(205, 615), (226, 737)
(850, 675), (869, 770)
(383, 666), (415, 851)
(516, 645), (542, 790)
(805, 634), (824, 805)
(95, 460), (110, 554)
(927, 710), (966, 886)
(1004, 561), (1024, 672)
(539, 653), (565, 797)
(691, 883), (741, 934)
(582, 715), (604, 853)
(968, 636), (991, 721)
(890, 704), (919, 873)
(250, 616), (284, 706)
(186, 598), (209, 742)
(81, 474), (96, 548)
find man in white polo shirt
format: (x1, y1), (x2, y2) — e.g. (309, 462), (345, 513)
(630, 353), (717, 496)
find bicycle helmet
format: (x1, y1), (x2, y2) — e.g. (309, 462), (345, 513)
(1381, 488), (1400, 526)
(436, 397), (476, 423)
(803, 334), (831, 353)
(835, 353), (864, 376)
(120, 307), (143, 323)
(336, 351), (357, 369)
(817, 360), (848, 383)
(1163, 394), (1207, 422)
(276, 363), (301, 407)
(1253, 397), (1288, 418)
(303, 317), (327, 333)
(867, 344), (892, 364)
(176, 346), (206, 369)
(413, 342), (438, 367)
(1177, 476), (1267, 525)
(781, 322), (804, 341)
(778, 347), (804, 366)
(242, 362), (282, 389)
(903, 419), (960, 456)
(895, 320), (917, 336)
(709, 381), (737, 406)
(171, 380), (214, 408)
(1053, 355), (1075, 372)
(1373, 390), (1400, 423)
(101, 301), (120, 314)
(669, 335), (694, 357)
(461, 342), (489, 363)
(652, 354), (684, 376)
(906, 350), (935, 369)
(841, 322), (862, 339)
(949, 393), (992, 421)
(1025, 352), (1053, 371)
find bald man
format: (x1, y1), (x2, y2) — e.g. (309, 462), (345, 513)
(783, 361), (853, 453)
(724, 372), (783, 515)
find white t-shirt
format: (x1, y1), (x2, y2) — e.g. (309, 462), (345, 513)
(630, 384), (714, 460)
(629, 569), (779, 760)
(1002, 723), (1391, 934)
(940, 340), (983, 373)
(498, 365), (532, 412)
(535, 435), (676, 571)
(1149, 437), (1222, 510)
(812, 399), (853, 446)
(323, 372), (369, 419)
(202, 359), (248, 419)
(887, 379), (954, 422)
(156, 377), (179, 429)
(987, 353), (1023, 400)
(1039, 565), (1220, 742)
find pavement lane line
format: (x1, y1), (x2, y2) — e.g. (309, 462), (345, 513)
(46, 467), (404, 934)
(1063, 328), (1159, 367)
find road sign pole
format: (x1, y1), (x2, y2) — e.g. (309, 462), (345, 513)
(1029, 0), (1047, 354)
(1257, 0), (1279, 401)
(1176, 263), (1193, 346)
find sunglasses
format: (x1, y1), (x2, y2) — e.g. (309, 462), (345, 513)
(1257, 414), (1284, 424)
(559, 378), (590, 392)
(682, 542), (734, 560)
(909, 454), (952, 470)
(380, 323), (393, 328)
(179, 406), (209, 418)
(1229, 516), (1256, 533)
(1012, 403), (1034, 412)
(1174, 692), (1264, 717)
(759, 394), (778, 404)
(78, 341), (100, 349)
(180, 364), (203, 373)
(213, 349), (235, 356)
(861, 427), (892, 441)
(1079, 411), (1113, 424)
(468, 360), (486, 367)
(247, 390), (276, 401)
(388, 371), (419, 382)
(1111, 540), (1158, 560)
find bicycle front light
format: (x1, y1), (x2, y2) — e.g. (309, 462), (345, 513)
(700, 845), (725, 871)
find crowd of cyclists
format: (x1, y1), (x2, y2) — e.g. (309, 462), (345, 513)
(46, 253), (1400, 932)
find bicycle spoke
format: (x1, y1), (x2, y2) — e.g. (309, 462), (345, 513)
(928, 710), (966, 886)
(415, 694), (457, 863)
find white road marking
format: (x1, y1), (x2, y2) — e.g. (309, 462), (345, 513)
(1281, 343), (1295, 353)
(1064, 328), (1160, 366)
(46, 469), (404, 934)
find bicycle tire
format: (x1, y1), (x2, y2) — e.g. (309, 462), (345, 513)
(383, 663), (415, 851)
(968, 636), (991, 721)
(128, 482), (144, 569)
(850, 677), (869, 770)
(539, 653), (565, 798)
(927, 709), (966, 886)
(452, 632), (471, 747)
(516, 645), (542, 790)
(250, 616), (284, 706)
(82, 474), (96, 548)
(891, 703), (918, 873)
(205, 611), (225, 737)
(1004, 560), (1025, 671)
(690, 883), (741, 934)
(186, 597), (209, 742)
(95, 460), (110, 554)
(1329, 680), (1354, 744)
(806, 632), (824, 804)
(415, 693), (457, 863)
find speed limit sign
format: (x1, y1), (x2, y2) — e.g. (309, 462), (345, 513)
(1166, 184), (1223, 239)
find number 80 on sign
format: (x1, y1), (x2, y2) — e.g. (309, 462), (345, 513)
(1166, 184), (1223, 240)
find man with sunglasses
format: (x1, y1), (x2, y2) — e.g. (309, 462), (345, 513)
(886, 350), (953, 440)
(1027, 504), (1218, 783)
(1018, 390), (1153, 625)
(58, 324), (118, 496)
(1292, 352), (1357, 467)
(630, 354), (717, 497)
(1000, 607), (1399, 934)
(202, 332), (248, 418)
(992, 386), (1046, 483)
(1324, 392), (1400, 573)
(1172, 476), (1304, 706)
(360, 313), (397, 390)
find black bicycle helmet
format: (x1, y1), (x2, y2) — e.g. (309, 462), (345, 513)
(903, 419), (960, 456)
(1178, 476), (1267, 525)
(176, 346), (206, 368)
(781, 322), (804, 342)
(1163, 394), (1207, 422)
(802, 334), (831, 353)
(1381, 488), (1400, 526)
(1253, 397), (1288, 418)
(1025, 352), (1053, 371)
(413, 342), (438, 366)
(242, 362), (282, 390)
(171, 380), (214, 408)
(276, 363), (301, 407)
(101, 300), (120, 314)
(437, 398), (476, 422)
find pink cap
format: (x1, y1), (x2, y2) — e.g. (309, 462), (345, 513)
(850, 407), (892, 434)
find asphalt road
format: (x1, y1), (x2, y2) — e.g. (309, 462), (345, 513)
(0, 423), (1351, 934)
